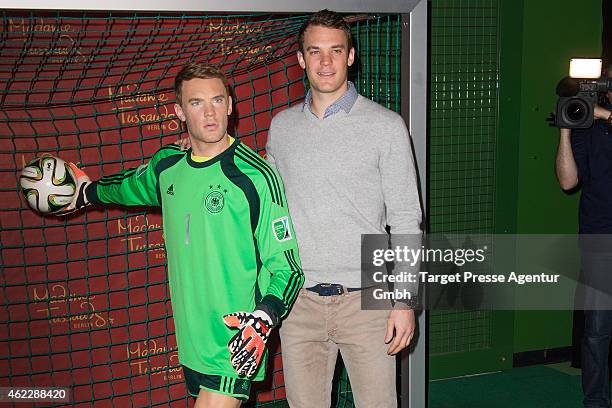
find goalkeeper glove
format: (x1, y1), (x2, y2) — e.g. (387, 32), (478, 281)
(55, 162), (91, 216)
(223, 309), (274, 377)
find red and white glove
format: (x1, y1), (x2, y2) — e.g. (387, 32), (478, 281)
(223, 310), (273, 377)
(55, 162), (91, 216)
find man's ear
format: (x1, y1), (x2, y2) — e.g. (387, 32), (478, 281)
(227, 95), (233, 116)
(348, 47), (355, 67)
(297, 51), (306, 69)
(174, 103), (186, 122)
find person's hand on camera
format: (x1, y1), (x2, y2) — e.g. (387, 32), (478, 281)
(594, 104), (612, 122)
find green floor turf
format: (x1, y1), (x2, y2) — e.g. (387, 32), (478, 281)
(429, 363), (584, 408)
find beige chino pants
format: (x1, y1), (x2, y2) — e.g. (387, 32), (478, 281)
(279, 289), (397, 408)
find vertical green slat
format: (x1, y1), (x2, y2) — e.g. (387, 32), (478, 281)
(429, 0), (513, 380)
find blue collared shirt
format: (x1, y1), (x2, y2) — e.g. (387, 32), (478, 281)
(302, 81), (358, 119)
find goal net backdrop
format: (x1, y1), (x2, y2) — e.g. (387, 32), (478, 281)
(0, 11), (402, 407)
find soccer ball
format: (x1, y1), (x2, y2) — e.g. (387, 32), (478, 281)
(20, 156), (76, 214)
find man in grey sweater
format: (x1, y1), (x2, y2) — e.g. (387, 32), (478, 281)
(266, 9), (422, 407)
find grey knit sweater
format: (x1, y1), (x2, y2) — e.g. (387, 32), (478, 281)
(266, 95), (422, 289)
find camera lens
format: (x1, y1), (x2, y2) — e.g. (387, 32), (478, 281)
(563, 98), (588, 123)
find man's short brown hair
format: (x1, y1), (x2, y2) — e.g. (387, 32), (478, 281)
(297, 9), (353, 53)
(174, 62), (229, 104)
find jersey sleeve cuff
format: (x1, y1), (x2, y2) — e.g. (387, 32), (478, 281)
(85, 182), (103, 205)
(256, 295), (285, 326)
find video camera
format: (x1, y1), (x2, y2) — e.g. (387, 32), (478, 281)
(555, 58), (612, 129)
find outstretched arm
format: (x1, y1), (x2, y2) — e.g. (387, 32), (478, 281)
(92, 145), (184, 207)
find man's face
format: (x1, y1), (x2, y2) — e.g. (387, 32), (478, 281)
(297, 25), (355, 97)
(174, 77), (232, 148)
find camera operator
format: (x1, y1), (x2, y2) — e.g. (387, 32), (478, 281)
(556, 64), (612, 408)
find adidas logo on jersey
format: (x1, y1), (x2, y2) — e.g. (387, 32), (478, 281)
(166, 184), (174, 195)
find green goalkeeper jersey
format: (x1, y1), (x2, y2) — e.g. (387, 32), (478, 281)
(86, 139), (304, 380)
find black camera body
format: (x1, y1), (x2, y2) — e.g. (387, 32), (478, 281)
(555, 76), (612, 128)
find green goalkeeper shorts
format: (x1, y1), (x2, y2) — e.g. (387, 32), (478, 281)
(183, 365), (252, 401)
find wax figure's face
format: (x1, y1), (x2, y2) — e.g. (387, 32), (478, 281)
(174, 77), (232, 149)
(297, 25), (355, 98)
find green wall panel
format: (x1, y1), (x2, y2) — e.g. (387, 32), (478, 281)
(429, 0), (514, 379)
(428, 0), (602, 377)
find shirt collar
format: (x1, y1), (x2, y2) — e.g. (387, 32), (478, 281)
(302, 81), (358, 118)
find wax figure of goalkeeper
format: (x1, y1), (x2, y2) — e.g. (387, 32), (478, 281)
(60, 62), (304, 407)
